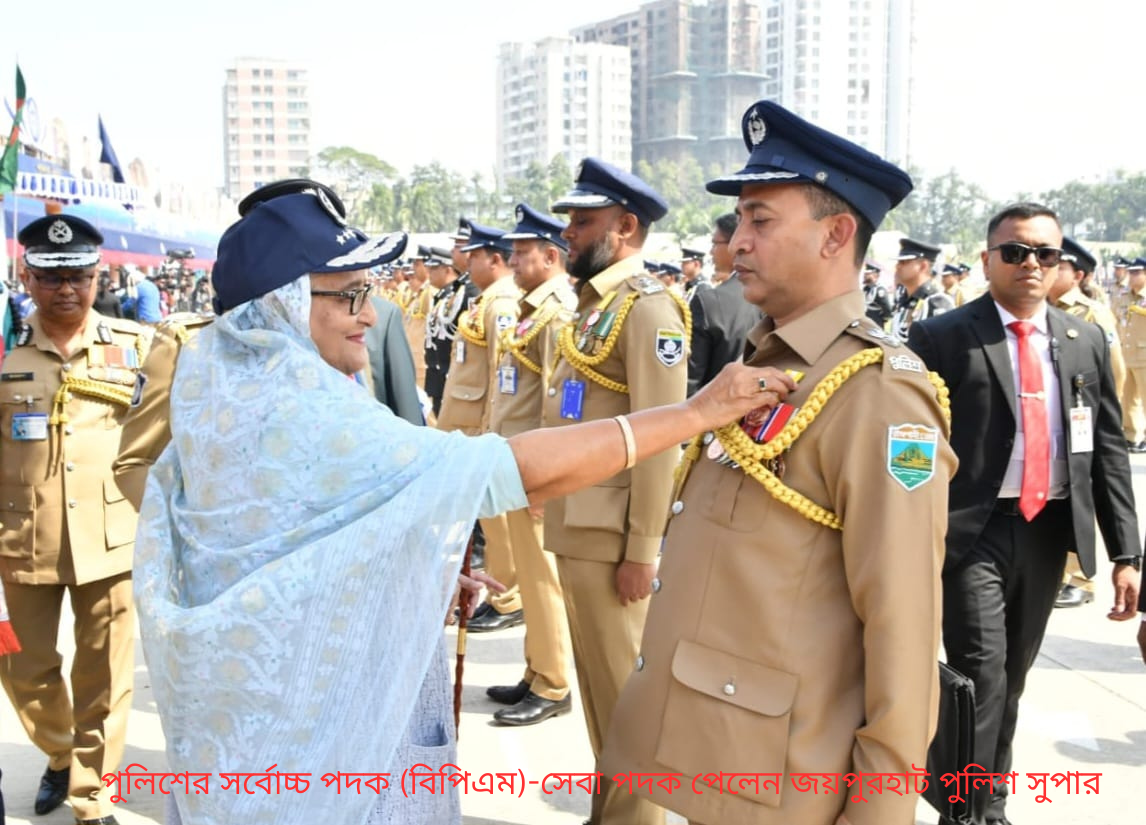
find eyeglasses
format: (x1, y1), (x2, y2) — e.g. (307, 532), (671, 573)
(32, 273), (96, 291)
(310, 284), (373, 314)
(988, 242), (1062, 267)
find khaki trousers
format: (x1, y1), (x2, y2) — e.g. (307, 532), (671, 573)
(555, 556), (664, 825)
(477, 512), (522, 614)
(504, 507), (570, 699)
(0, 572), (134, 820)
(1121, 364), (1146, 442)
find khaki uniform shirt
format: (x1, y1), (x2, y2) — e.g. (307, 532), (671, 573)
(1057, 287), (1126, 392)
(113, 313), (213, 510)
(1113, 285), (1146, 368)
(0, 310), (152, 585)
(601, 291), (957, 825)
(541, 256), (689, 565)
(437, 275), (522, 435)
(486, 277), (576, 438)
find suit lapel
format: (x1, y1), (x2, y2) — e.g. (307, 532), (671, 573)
(968, 294), (1017, 421)
(1047, 307), (1081, 417)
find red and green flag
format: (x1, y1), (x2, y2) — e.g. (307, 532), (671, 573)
(0, 65), (27, 195)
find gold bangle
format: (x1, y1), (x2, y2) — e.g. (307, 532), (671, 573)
(614, 414), (637, 470)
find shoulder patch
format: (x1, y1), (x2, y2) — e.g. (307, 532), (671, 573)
(887, 424), (939, 491)
(495, 313), (515, 333)
(888, 354), (924, 373)
(655, 328), (685, 366)
(631, 275), (665, 295)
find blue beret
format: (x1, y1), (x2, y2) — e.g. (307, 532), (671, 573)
(460, 222), (513, 256)
(896, 237), (941, 262)
(212, 191), (406, 313)
(19, 214), (103, 269)
(503, 203), (569, 251)
(706, 100), (913, 227)
(1060, 237), (1096, 273)
(552, 157), (668, 226)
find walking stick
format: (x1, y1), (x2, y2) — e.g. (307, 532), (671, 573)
(453, 530), (477, 736)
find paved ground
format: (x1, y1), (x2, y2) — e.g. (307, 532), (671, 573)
(3, 459), (1144, 824)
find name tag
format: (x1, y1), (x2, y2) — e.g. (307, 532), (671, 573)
(498, 365), (518, 395)
(1069, 406), (1093, 454)
(455, 340), (466, 364)
(12, 413), (49, 441)
(560, 379), (585, 421)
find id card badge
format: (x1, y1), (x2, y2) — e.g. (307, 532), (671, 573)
(12, 413), (49, 441)
(498, 365), (518, 395)
(455, 340), (466, 364)
(1069, 406), (1094, 453)
(560, 378), (586, 420)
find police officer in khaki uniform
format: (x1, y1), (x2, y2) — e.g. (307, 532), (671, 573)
(544, 158), (688, 825)
(483, 204), (577, 725)
(1114, 257), (1146, 451)
(437, 224), (526, 629)
(0, 214), (153, 825)
(1049, 237), (1126, 609)
(602, 101), (956, 825)
(403, 248), (437, 392)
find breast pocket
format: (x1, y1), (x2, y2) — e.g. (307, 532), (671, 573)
(0, 484), (35, 560)
(655, 639), (797, 808)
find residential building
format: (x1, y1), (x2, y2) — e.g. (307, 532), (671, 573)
(222, 58), (311, 201)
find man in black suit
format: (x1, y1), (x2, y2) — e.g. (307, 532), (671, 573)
(909, 202), (1142, 825)
(686, 213), (761, 395)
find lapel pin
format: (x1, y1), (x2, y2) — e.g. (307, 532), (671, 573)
(1066, 328), (1079, 339)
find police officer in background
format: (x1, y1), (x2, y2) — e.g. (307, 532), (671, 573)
(424, 227), (479, 417)
(545, 158), (688, 825)
(1114, 257), (1146, 452)
(891, 237), (954, 338)
(680, 247), (708, 303)
(483, 204), (577, 725)
(861, 259), (893, 328)
(0, 214), (153, 825)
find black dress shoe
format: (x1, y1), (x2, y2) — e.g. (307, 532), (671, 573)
(486, 679), (531, 705)
(494, 692), (572, 726)
(76, 817), (120, 825)
(1055, 583), (1094, 608)
(1128, 440), (1146, 454)
(467, 606), (524, 633)
(34, 765), (69, 815)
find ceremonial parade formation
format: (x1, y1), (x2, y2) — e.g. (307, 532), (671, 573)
(2, 36), (1146, 825)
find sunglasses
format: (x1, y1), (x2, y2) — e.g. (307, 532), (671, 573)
(988, 242), (1062, 267)
(32, 273), (96, 291)
(310, 284), (373, 315)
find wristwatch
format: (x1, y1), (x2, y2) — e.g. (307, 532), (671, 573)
(1112, 556), (1142, 571)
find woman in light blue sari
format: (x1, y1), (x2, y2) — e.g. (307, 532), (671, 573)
(136, 187), (789, 825)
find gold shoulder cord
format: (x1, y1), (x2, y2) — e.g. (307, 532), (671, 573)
(674, 347), (951, 531)
(555, 288), (693, 394)
(457, 293), (490, 348)
(501, 304), (561, 375)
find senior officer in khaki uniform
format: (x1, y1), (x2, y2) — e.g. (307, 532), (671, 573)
(0, 214), (152, 825)
(1114, 257), (1146, 451)
(482, 204), (577, 725)
(543, 158), (688, 825)
(1050, 237), (1127, 609)
(438, 224), (526, 629)
(403, 247), (437, 391)
(601, 101), (957, 825)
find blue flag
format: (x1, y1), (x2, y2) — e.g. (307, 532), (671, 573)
(98, 115), (125, 183)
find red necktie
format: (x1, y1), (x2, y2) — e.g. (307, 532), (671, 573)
(1008, 321), (1049, 520)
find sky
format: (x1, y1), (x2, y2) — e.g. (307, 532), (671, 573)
(2, 0), (1143, 202)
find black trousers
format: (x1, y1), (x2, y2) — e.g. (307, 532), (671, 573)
(942, 498), (1071, 825)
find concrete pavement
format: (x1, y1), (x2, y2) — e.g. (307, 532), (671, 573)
(2, 460), (1144, 824)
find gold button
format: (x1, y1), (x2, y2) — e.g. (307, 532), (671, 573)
(548, 388), (557, 397)
(651, 578), (661, 593)
(61, 363), (72, 373)
(635, 655), (645, 671)
(723, 680), (736, 696)
(67, 500), (78, 509)
(65, 462), (75, 472)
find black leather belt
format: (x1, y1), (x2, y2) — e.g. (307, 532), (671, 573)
(994, 497), (1066, 516)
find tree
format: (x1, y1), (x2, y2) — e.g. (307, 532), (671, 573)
(314, 147), (398, 227)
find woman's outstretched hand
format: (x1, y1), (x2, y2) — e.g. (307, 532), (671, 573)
(686, 362), (798, 433)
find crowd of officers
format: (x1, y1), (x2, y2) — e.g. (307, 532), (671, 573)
(0, 95), (1144, 825)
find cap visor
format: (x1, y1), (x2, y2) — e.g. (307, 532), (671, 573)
(705, 167), (803, 196)
(551, 190), (617, 213)
(316, 231), (408, 272)
(25, 250), (100, 268)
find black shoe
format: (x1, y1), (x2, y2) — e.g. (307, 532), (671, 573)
(1055, 584), (1095, 608)
(486, 679), (531, 705)
(76, 817), (120, 825)
(1128, 440), (1146, 453)
(34, 765), (69, 815)
(494, 692), (572, 726)
(467, 607), (524, 633)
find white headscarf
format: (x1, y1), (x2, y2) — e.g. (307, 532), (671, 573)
(134, 277), (524, 825)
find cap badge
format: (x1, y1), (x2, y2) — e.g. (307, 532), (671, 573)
(575, 160), (585, 180)
(815, 171), (828, 183)
(516, 205), (524, 221)
(747, 108), (767, 146)
(316, 189), (348, 227)
(48, 220), (74, 245)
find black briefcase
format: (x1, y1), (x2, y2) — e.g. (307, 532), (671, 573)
(924, 661), (976, 825)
